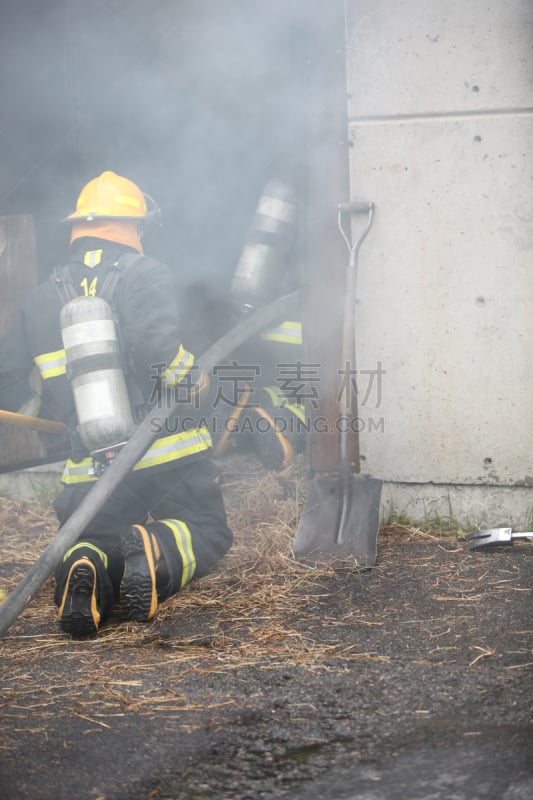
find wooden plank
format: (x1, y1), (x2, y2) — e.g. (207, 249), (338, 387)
(301, 3), (358, 474)
(0, 215), (46, 469)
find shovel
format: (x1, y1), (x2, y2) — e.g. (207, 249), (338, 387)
(465, 527), (533, 550)
(293, 201), (383, 567)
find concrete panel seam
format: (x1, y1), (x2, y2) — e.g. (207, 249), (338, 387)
(349, 107), (533, 125)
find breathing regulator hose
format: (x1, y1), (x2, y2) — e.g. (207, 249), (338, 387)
(0, 290), (299, 638)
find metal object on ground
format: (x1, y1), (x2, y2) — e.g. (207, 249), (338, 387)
(293, 202), (382, 568)
(0, 290), (299, 638)
(466, 527), (533, 549)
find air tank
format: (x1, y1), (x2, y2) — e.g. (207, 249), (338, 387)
(230, 178), (297, 311)
(60, 295), (134, 452)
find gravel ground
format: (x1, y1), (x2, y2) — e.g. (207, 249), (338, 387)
(0, 454), (531, 799)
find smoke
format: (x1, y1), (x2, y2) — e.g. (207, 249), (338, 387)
(0, 0), (332, 315)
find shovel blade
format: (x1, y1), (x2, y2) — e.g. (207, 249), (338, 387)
(293, 474), (382, 568)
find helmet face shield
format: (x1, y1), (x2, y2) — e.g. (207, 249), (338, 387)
(142, 192), (162, 226)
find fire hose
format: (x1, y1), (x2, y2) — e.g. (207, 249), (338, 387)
(0, 290), (299, 637)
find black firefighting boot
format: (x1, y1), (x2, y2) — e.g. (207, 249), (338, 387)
(120, 525), (160, 622)
(249, 405), (294, 470)
(120, 521), (196, 622)
(251, 389), (307, 471)
(55, 543), (114, 637)
(212, 383), (252, 457)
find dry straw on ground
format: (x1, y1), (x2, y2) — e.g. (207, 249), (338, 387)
(1, 456), (531, 749)
(1, 459), (364, 637)
(1, 453), (494, 736)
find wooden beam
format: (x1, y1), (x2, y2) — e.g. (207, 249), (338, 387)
(301, 2), (358, 474)
(0, 215), (47, 470)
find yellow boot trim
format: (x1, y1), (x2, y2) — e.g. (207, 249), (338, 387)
(133, 525), (158, 620)
(150, 534), (162, 561)
(263, 386), (306, 424)
(63, 541), (108, 569)
(254, 406), (294, 470)
(213, 383), (252, 457)
(57, 557), (101, 628)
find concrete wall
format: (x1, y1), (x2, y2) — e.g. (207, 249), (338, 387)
(345, 0), (533, 525)
(0, 464), (62, 505)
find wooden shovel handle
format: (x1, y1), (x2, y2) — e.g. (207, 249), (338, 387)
(0, 409), (66, 434)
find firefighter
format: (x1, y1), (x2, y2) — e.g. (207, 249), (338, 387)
(0, 171), (232, 637)
(209, 177), (308, 470)
(210, 313), (307, 471)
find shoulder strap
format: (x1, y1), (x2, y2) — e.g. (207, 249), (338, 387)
(53, 253), (147, 306)
(53, 265), (77, 305)
(98, 252), (147, 304)
(97, 252), (149, 421)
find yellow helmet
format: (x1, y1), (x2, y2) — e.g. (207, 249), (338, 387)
(64, 172), (160, 252)
(63, 171), (152, 222)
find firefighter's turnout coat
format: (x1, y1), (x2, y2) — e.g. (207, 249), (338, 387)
(0, 238), (233, 595)
(0, 238), (212, 482)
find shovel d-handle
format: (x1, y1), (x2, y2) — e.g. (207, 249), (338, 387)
(338, 200), (375, 215)
(338, 201), (375, 266)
